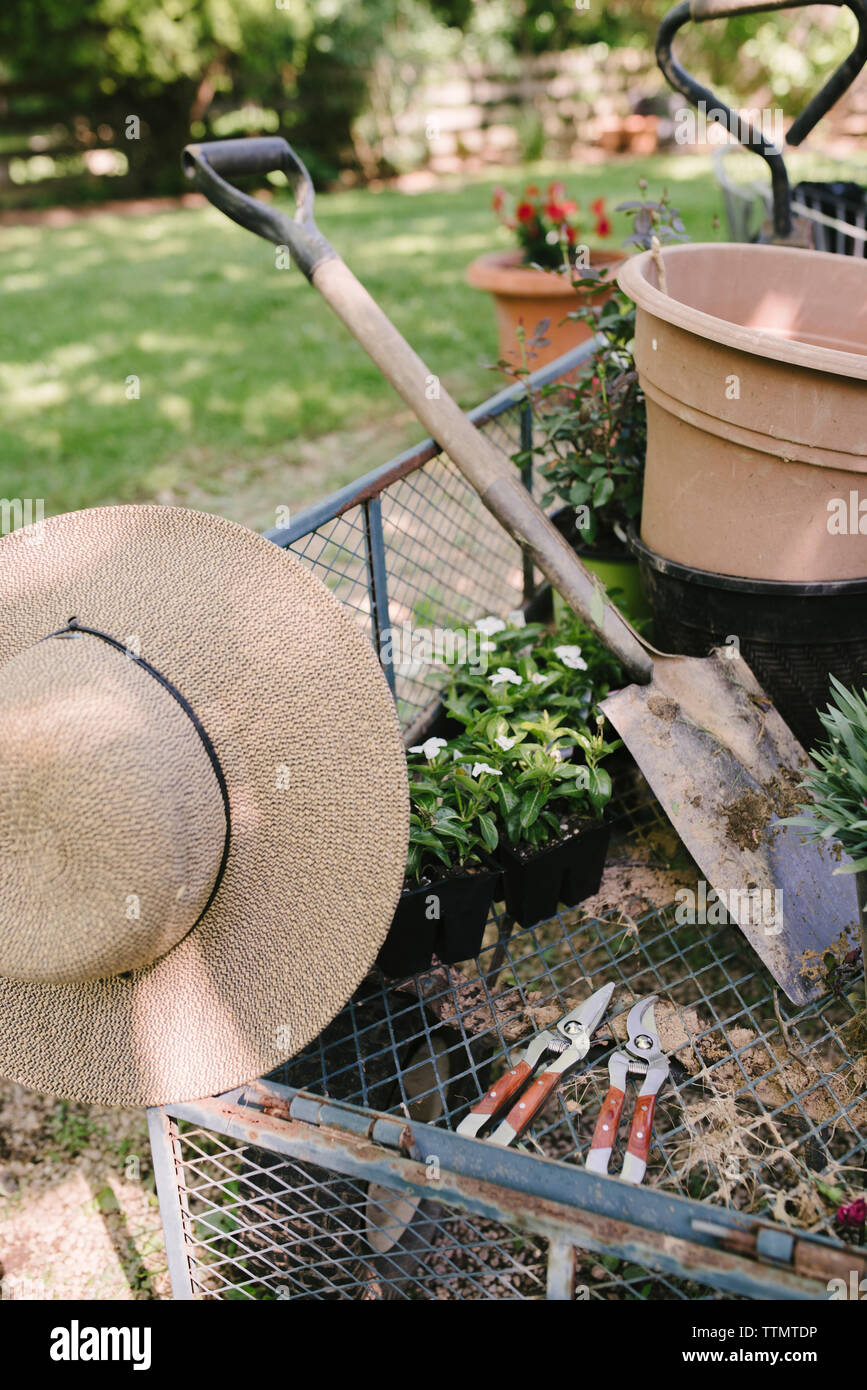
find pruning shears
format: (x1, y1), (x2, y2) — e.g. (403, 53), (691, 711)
(456, 983), (615, 1148)
(585, 994), (669, 1185)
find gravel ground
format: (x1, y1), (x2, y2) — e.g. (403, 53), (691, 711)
(0, 1083), (169, 1300)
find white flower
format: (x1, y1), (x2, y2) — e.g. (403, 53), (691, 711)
(490, 666), (521, 687)
(554, 645), (588, 671)
(495, 734), (517, 751)
(409, 736), (447, 760)
(475, 615), (507, 637)
(471, 762), (502, 778)
(530, 672), (549, 686)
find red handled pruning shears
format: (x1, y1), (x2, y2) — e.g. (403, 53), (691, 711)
(585, 994), (669, 1185)
(456, 983), (615, 1148)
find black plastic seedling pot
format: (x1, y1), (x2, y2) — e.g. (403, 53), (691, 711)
(377, 867), (500, 977)
(498, 819), (610, 928)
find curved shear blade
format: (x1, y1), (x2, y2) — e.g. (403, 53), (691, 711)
(625, 994), (660, 1053)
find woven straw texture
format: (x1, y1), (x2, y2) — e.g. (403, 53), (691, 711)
(0, 506), (409, 1107)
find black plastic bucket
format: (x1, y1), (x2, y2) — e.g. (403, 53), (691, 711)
(631, 532), (867, 751)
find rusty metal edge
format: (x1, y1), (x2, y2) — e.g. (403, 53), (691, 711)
(163, 1084), (855, 1301)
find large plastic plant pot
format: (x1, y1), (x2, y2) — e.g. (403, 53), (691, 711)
(617, 243), (867, 582)
(632, 531), (867, 751)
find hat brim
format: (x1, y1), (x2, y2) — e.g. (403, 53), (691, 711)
(0, 506), (409, 1106)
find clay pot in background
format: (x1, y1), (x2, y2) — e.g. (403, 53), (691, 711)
(466, 248), (625, 370)
(618, 243), (867, 582)
(594, 115), (659, 155)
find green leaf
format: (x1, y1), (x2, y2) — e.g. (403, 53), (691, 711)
(592, 474), (615, 508)
(478, 813), (499, 852)
(520, 787), (546, 829)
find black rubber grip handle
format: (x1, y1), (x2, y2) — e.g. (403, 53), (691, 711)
(182, 137), (336, 279)
(657, 0), (867, 239)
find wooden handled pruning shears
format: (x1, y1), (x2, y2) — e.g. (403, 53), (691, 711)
(456, 983), (615, 1148)
(585, 994), (670, 1185)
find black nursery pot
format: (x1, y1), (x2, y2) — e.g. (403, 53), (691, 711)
(377, 867), (499, 977)
(630, 531), (867, 752)
(499, 819), (610, 928)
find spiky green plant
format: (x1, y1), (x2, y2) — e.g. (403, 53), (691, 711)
(787, 676), (867, 873)
(785, 675), (867, 997)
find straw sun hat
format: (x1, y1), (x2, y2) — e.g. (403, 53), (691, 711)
(0, 505), (409, 1107)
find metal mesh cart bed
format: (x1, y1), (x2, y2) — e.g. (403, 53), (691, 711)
(148, 343), (867, 1301)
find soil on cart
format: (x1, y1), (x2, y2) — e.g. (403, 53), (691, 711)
(507, 813), (599, 863)
(724, 767), (810, 852)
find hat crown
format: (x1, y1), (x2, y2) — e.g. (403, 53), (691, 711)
(0, 630), (227, 983)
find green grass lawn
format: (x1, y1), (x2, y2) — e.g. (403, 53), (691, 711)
(0, 154), (727, 531)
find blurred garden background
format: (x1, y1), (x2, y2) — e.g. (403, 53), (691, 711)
(1, 0), (866, 532)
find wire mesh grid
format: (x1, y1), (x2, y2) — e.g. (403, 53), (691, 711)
(286, 404), (545, 728)
(155, 350), (865, 1300)
(171, 1122), (728, 1301)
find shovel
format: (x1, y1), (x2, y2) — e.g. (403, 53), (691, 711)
(182, 137), (858, 1005)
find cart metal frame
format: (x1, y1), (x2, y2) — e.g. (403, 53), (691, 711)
(149, 343), (867, 1301)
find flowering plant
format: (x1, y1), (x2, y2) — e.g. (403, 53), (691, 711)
(508, 184), (689, 546)
(492, 181), (612, 271)
(404, 738), (502, 884)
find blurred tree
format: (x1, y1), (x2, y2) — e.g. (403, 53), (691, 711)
(0, 0), (859, 201)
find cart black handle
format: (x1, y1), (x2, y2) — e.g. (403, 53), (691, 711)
(182, 137), (337, 278)
(657, 0), (867, 238)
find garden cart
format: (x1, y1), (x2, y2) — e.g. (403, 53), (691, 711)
(657, 0), (867, 250)
(148, 342), (867, 1301)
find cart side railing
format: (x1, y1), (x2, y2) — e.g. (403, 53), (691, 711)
(264, 340), (596, 731)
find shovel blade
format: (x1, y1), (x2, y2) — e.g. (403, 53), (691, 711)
(600, 649), (858, 1005)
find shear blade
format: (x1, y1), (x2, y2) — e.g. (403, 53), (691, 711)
(625, 994), (658, 1044)
(562, 981), (616, 1041)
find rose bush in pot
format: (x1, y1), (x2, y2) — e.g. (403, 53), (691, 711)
(467, 180), (623, 369)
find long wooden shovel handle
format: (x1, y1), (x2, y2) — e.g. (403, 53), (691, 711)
(183, 138), (653, 684)
(312, 258), (652, 683)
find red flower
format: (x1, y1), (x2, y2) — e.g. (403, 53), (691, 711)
(836, 1198), (867, 1228)
(590, 197), (606, 216)
(491, 187), (505, 212)
(516, 201), (536, 224)
(548, 180), (566, 199)
(525, 184), (540, 198)
(595, 215), (612, 238)
(561, 199), (578, 216)
(565, 225), (576, 243)
(544, 201), (565, 222)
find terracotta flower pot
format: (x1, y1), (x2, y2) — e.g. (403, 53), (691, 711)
(467, 248), (625, 370)
(617, 243), (867, 582)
